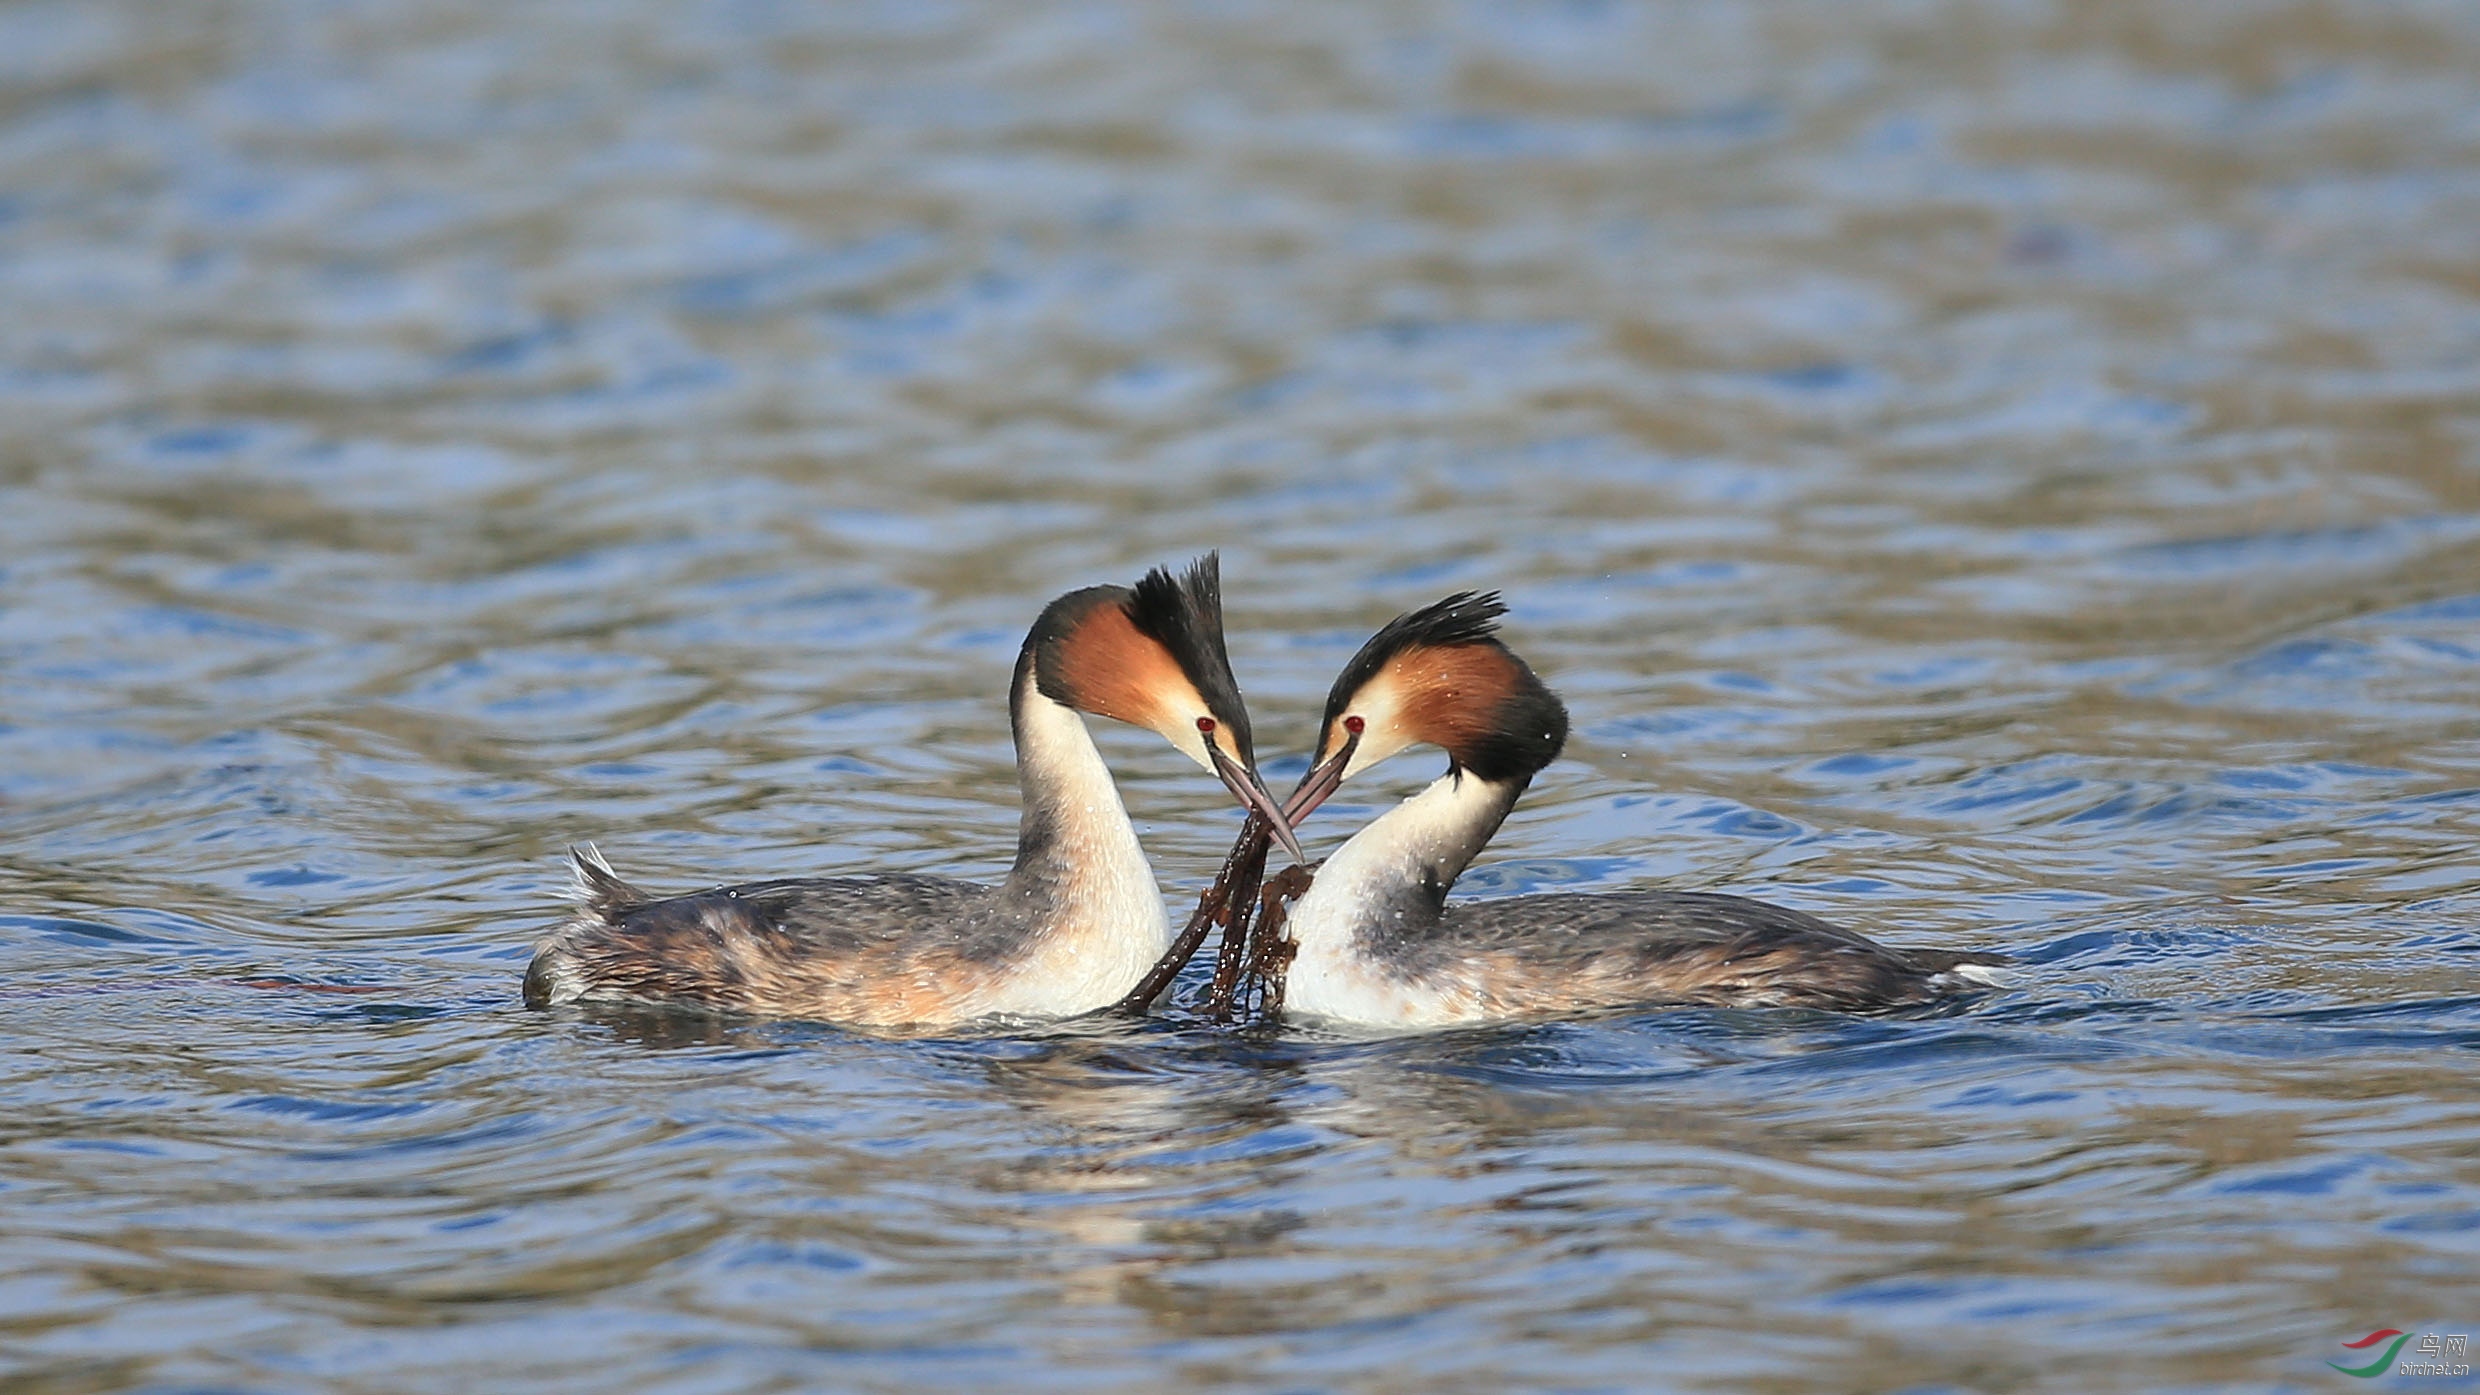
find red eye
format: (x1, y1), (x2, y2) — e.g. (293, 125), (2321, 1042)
(1196, 717), (1216, 734)
(1344, 715), (1365, 735)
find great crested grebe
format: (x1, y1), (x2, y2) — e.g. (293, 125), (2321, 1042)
(1268, 593), (2008, 1029)
(523, 556), (1302, 1029)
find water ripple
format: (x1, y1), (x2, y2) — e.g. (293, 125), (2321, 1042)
(4, 1), (2479, 1391)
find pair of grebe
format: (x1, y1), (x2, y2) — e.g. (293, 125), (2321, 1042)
(524, 560), (2004, 1031)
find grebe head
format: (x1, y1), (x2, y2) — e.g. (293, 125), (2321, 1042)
(1283, 591), (1569, 825)
(1025, 554), (1303, 858)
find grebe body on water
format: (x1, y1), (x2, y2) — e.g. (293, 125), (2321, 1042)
(524, 557), (1298, 1030)
(1271, 594), (2007, 1030)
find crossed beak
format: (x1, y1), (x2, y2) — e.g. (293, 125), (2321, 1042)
(1204, 735), (1306, 862)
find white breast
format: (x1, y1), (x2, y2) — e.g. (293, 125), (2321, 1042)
(1282, 772), (1497, 1030)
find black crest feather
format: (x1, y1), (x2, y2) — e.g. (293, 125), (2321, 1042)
(1021, 554), (1256, 762)
(1124, 553), (1254, 760)
(1319, 590), (1566, 785)
(1319, 591), (1507, 730)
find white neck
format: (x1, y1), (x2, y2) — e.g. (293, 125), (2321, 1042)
(1278, 768), (1524, 1027)
(1285, 769), (1519, 959)
(972, 671), (1170, 1016)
